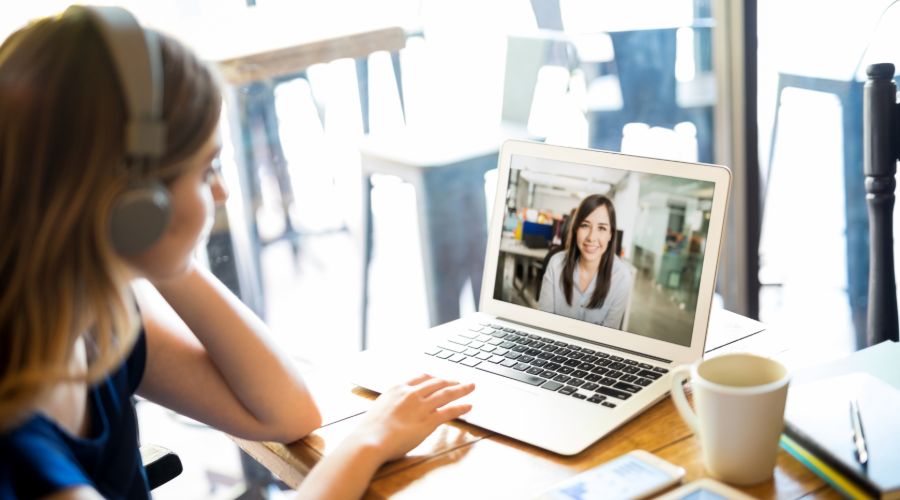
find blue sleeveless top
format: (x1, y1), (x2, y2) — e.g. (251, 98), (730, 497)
(0, 331), (149, 499)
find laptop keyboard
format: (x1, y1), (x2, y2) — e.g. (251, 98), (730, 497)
(424, 322), (669, 408)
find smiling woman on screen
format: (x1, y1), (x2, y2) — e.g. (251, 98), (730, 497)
(538, 194), (634, 329)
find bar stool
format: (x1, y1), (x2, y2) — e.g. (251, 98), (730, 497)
(357, 31), (583, 348)
(359, 132), (499, 347)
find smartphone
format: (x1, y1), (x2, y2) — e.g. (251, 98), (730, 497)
(654, 478), (755, 500)
(535, 450), (685, 500)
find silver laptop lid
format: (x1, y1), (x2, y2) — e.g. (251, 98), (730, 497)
(480, 140), (731, 365)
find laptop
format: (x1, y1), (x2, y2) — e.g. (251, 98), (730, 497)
(351, 139), (731, 455)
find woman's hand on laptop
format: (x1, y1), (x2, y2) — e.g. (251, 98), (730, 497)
(295, 375), (475, 498)
(352, 374), (475, 462)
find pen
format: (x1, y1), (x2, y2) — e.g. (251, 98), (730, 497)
(849, 398), (868, 467)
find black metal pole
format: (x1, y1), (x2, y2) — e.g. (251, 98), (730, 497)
(863, 63), (899, 345)
(744, 0), (761, 319)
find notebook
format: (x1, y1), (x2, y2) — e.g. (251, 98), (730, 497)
(351, 139), (732, 455)
(782, 342), (900, 499)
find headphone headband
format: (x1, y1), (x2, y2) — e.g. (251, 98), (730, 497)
(67, 5), (166, 162)
(66, 6), (172, 255)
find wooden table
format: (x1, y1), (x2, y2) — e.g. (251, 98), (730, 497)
(235, 310), (838, 499)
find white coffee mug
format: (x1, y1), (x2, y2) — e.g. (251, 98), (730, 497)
(670, 353), (790, 485)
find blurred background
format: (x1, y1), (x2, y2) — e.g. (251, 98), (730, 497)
(4, 0), (900, 497)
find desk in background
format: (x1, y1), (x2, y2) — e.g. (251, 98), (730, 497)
(233, 310), (837, 499)
(161, 4), (407, 316)
(498, 235), (549, 307)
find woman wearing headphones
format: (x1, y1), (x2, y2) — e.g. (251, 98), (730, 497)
(0, 6), (473, 499)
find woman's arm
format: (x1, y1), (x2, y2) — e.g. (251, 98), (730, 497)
(294, 375), (474, 499)
(134, 264), (321, 442)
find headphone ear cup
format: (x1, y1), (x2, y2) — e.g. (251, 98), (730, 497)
(110, 181), (172, 255)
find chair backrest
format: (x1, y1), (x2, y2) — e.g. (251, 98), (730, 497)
(500, 31), (579, 129)
(140, 444), (183, 490)
(862, 62), (899, 345)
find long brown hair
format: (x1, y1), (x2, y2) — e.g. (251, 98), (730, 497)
(561, 194), (618, 308)
(0, 11), (221, 427)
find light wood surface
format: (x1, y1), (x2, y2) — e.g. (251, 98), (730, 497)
(235, 311), (831, 499)
(214, 26), (406, 85)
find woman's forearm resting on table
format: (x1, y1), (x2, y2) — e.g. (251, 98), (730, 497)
(293, 436), (385, 500)
(135, 264), (321, 442)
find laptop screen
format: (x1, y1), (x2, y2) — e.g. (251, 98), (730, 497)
(491, 153), (717, 347)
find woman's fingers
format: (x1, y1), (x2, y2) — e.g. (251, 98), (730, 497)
(430, 403), (474, 425)
(409, 377), (459, 398)
(425, 382), (475, 408)
(404, 373), (432, 386)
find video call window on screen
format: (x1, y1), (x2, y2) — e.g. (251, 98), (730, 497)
(493, 155), (715, 347)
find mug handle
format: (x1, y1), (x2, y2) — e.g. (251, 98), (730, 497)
(670, 364), (699, 434)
